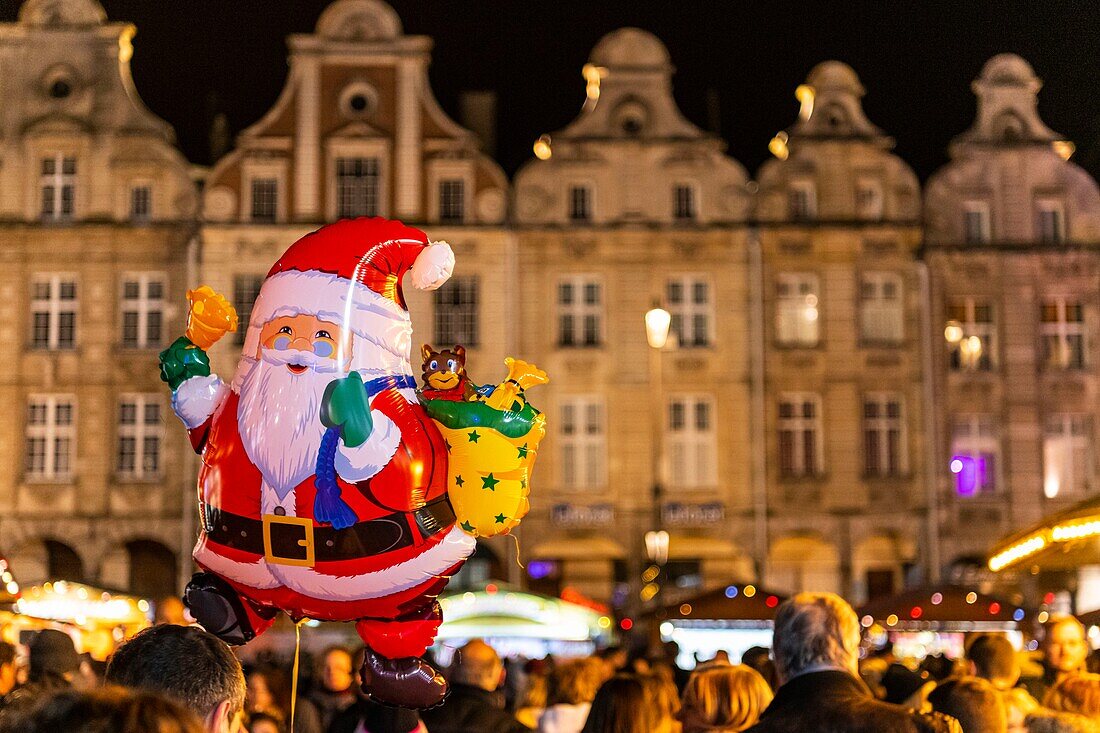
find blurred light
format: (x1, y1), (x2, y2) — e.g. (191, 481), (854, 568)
(598, 616), (612, 629)
(1027, 640), (1039, 651)
(679, 603), (692, 616)
(910, 606), (923, 619)
(989, 602), (1001, 615)
(1053, 520), (1100, 541)
(795, 84), (815, 120)
(944, 320), (964, 344)
(765, 595), (779, 608)
(966, 592), (977, 604)
(1013, 608), (1025, 622)
(1045, 469), (1061, 499)
(743, 585), (757, 598)
(645, 308), (671, 351)
(640, 583), (659, 602)
(620, 618), (634, 631)
(768, 131), (790, 160)
(528, 560), (555, 580)
(931, 593), (943, 605)
(642, 565), (661, 583)
(533, 134), (552, 160)
(5, 582), (17, 595)
(1053, 140), (1075, 160)
(861, 615), (874, 628)
(137, 599), (150, 613)
(645, 530), (671, 565)
(725, 586), (739, 599)
(485, 583), (498, 594)
(950, 459), (964, 474)
(1038, 611), (1050, 623)
(989, 535), (1046, 571)
(582, 63), (607, 109)
(659, 621), (674, 637)
(886, 614), (898, 626)
(1044, 592), (1055, 605)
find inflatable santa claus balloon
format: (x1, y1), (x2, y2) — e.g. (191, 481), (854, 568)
(159, 218), (506, 709)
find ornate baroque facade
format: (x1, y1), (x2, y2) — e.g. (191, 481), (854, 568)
(0, 0), (1097, 610)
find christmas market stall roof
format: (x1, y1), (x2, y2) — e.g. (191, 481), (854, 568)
(858, 586), (1029, 632)
(987, 496), (1100, 573)
(11, 580), (151, 628)
(649, 583), (788, 626)
(437, 584), (611, 642)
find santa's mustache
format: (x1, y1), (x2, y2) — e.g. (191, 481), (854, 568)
(260, 346), (341, 373)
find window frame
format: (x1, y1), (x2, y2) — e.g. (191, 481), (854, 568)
(437, 178), (465, 224)
(335, 157), (382, 219)
(1040, 297), (1086, 370)
(558, 395), (607, 491)
(666, 275), (713, 348)
(859, 271), (904, 345)
(666, 393), (718, 489)
(1036, 199), (1066, 244)
(673, 182), (698, 222)
(40, 153), (76, 223)
(1043, 414), (1093, 499)
(855, 177), (885, 221)
(946, 298), (997, 371)
(232, 274), (265, 346)
(249, 177), (278, 223)
(30, 274), (78, 351)
(433, 275), (480, 347)
(777, 392), (824, 478)
(25, 394), (76, 483)
(568, 183), (593, 222)
(557, 275), (603, 348)
(775, 272), (821, 347)
(863, 392), (908, 478)
(129, 182), (153, 223)
(963, 201), (991, 244)
(116, 394), (164, 481)
(788, 180), (817, 221)
(950, 415), (1000, 496)
(119, 272), (166, 350)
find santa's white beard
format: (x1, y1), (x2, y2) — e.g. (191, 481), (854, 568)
(237, 353), (328, 497)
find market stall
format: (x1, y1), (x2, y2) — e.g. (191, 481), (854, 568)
(858, 586), (1029, 660)
(987, 496), (1100, 573)
(433, 583), (612, 664)
(649, 583), (786, 669)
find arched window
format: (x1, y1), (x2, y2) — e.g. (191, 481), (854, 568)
(126, 540), (177, 599)
(44, 540), (83, 582)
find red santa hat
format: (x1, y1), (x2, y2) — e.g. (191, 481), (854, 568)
(240, 217), (453, 361)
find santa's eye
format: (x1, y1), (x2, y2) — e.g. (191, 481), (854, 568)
(315, 330), (331, 339)
(429, 360), (438, 370)
(447, 359), (457, 371)
(278, 326), (293, 335)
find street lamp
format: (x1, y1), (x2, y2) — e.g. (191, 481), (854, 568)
(643, 305), (671, 608)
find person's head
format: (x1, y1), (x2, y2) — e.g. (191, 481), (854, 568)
(27, 629), (80, 683)
(318, 646), (353, 694)
(881, 663), (934, 710)
(516, 670), (547, 711)
(712, 650), (732, 665)
(1042, 616), (1089, 676)
(10, 685), (205, 733)
(1043, 672), (1100, 717)
(679, 664), (773, 733)
(639, 671), (681, 732)
(105, 624), (246, 733)
(927, 677), (1008, 733)
(1001, 687), (1039, 733)
(1024, 710), (1098, 733)
(448, 639), (504, 692)
(771, 593), (861, 683)
(547, 657), (607, 706)
(246, 711), (285, 733)
(0, 641), (17, 696)
(245, 666), (294, 717)
(969, 634), (1020, 690)
(580, 675), (654, 733)
(596, 646), (628, 674)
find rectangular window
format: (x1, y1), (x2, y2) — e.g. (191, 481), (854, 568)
(250, 178), (277, 222)
(40, 155), (76, 222)
(569, 185), (591, 222)
(856, 179), (884, 221)
(775, 273), (820, 346)
(860, 272), (904, 344)
(559, 397), (606, 490)
(667, 276), (712, 348)
(951, 416), (999, 495)
(667, 395), (718, 488)
(130, 185), (152, 222)
(433, 276), (479, 346)
(438, 179), (465, 223)
(863, 393), (907, 477)
(30, 275), (78, 350)
(789, 181), (816, 221)
(232, 275), (264, 346)
(946, 299), (996, 370)
(336, 157), (380, 218)
(778, 393), (823, 477)
(964, 201), (991, 244)
(120, 273), (166, 349)
(117, 395), (163, 480)
(1040, 299), (1085, 369)
(673, 184), (697, 221)
(558, 276), (602, 347)
(1043, 415), (1093, 498)
(1037, 200), (1066, 244)
(25, 395), (76, 481)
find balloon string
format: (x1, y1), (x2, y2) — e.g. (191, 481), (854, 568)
(290, 619), (307, 733)
(509, 532), (525, 570)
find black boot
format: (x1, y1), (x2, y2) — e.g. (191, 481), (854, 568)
(360, 646), (449, 709)
(183, 572), (265, 646)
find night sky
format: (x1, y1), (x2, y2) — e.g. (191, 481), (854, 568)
(2, 0), (1099, 181)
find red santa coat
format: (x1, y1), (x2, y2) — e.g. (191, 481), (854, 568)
(187, 384), (474, 623)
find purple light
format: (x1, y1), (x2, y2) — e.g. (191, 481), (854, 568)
(527, 560), (555, 580)
(952, 455), (980, 496)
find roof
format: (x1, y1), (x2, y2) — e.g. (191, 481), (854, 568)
(649, 583), (787, 624)
(988, 495), (1100, 573)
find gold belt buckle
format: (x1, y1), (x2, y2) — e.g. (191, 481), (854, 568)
(262, 514), (315, 567)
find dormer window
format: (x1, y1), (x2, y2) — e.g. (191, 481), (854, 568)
(438, 179), (465, 224)
(856, 179), (884, 221)
(569, 185), (592, 222)
(40, 154), (75, 222)
(673, 184), (697, 221)
(963, 201), (991, 244)
(1036, 199), (1066, 244)
(788, 180), (817, 221)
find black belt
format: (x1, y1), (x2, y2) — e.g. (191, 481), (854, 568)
(202, 498), (456, 567)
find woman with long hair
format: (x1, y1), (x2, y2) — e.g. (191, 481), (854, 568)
(579, 675), (656, 733)
(540, 657), (608, 733)
(678, 665), (773, 733)
(641, 669), (682, 733)
(4, 686), (205, 733)
(245, 664), (322, 733)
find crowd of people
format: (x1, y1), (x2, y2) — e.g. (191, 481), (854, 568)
(0, 593), (1098, 732)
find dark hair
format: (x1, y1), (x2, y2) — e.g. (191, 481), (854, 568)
(928, 677), (1007, 733)
(968, 634), (1018, 685)
(248, 710), (287, 733)
(247, 664), (294, 718)
(580, 675), (655, 733)
(7, 686), (204, 733)
(105, 624), (245, 720)
(0, 641), (14, 666)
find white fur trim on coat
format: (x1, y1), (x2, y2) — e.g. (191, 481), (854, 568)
(173, 375), (229, 430)
(268, 526), (475, 601)
(334, 410), (402, 483)
(193, 538), (282, 590)
(410, 241), (454, 291)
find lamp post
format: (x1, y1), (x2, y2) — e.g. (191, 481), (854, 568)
(642, 306), (671, 608)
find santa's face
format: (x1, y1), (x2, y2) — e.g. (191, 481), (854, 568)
(238, 314), (353, 496)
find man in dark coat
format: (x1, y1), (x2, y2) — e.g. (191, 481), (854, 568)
(746, 593), (960, 733)
(420, 640), (532, 733)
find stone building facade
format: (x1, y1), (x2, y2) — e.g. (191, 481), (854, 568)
(0, 0), (198, 597)
(0, 0), (1097, 610)
(924, 55), (1100, 587)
